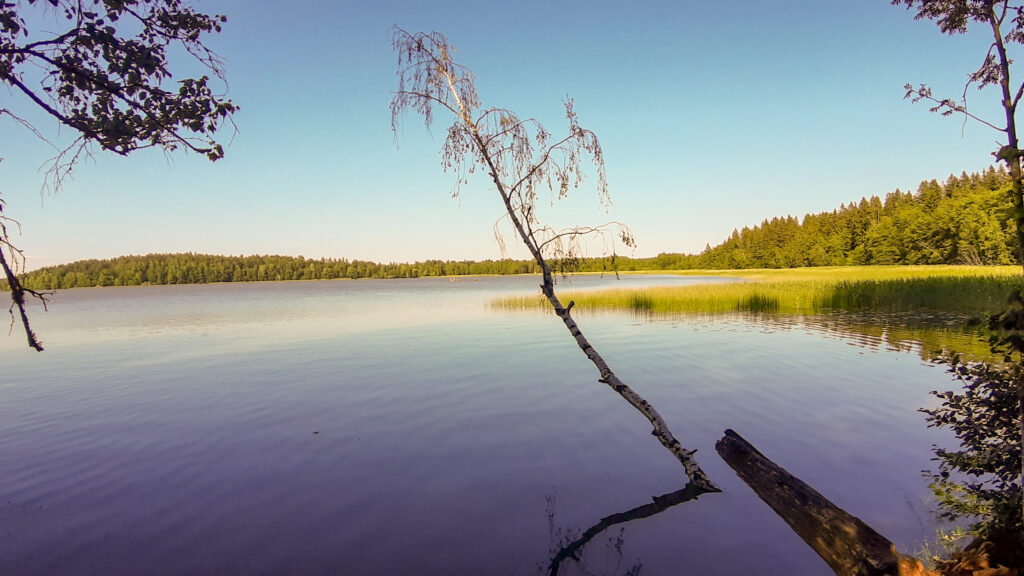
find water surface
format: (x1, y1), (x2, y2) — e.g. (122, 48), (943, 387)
(0, 275), (964, 575)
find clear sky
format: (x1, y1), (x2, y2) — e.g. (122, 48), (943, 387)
(0, 0), (1014, 268)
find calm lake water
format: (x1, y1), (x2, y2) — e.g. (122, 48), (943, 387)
(0, 275), (964, 575)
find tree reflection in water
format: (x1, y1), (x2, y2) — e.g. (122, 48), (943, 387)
(630, 309), (997, 363)
(546, 483), (712, 576)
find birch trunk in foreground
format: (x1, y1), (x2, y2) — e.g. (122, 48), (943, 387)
(390, 28), (717, 491)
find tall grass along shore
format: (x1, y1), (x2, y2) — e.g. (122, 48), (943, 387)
(492, 266), (1023, 316)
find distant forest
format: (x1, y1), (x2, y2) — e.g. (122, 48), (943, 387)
(8, 166), (1019, 290)
(697, 165), (1017, 269)
(14, 253), (633, 289)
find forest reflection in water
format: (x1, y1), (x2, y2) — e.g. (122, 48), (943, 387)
(618, 308), (994, 363)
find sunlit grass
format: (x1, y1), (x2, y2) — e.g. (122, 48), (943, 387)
(493, 266), (1023, 316)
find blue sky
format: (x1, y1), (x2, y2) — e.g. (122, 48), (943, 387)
(0, 0), (1013, 268)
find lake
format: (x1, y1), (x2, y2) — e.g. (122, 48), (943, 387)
(0, 274), (964, 575)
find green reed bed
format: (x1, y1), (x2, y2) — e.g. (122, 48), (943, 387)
(492, 266), (1023, 316)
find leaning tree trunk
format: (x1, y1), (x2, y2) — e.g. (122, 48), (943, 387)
(470, 131), (719, 492)
(539, 274), (717, 491)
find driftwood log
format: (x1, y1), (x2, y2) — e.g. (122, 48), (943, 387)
(715, 429), (936, 576)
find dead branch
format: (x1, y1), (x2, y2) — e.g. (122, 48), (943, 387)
(0, 209), (49, 351)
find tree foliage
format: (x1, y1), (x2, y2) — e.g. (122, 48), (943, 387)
(926, 345), (1023, 564)
(0, 0), (236, 350)
(0, 0), (236, 166)
(390, 29), (630, 269)
(926, 355), (1022, 524)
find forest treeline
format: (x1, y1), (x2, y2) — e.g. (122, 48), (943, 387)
(11, 253), (651, 289)
(14, 254), (539, 288)
(7, 166), (1018, 290)
(695, 165), (1017, 269)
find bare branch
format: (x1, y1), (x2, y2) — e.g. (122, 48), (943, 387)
(0, 205), (49, 351)
(536, 222), (632, 254)
(904, 83), (1006, 131)
(0, 108), (54, 148)
(43, 137), (93, 196)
